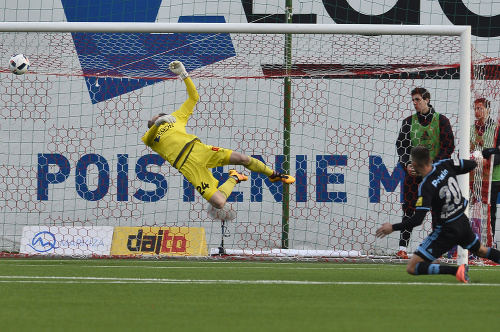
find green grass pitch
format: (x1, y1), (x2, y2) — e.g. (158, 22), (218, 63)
(0, 258), (498, 331)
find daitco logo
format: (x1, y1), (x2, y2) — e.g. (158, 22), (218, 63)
(28, 231), (59, 253)
(126, 229), (187, 255)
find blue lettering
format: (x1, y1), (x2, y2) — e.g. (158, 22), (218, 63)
(133, 154), (168, 202)
(369, 155), (404, 203)
(296, 155), (307, 202)
(117, 154), (128, 201)
(250, 155), (284, 202)
(183, 177), (195, 202)
(35, 153), (410, 204)
(316, 155), (347, 203)
(37, 153), (71, 200)
(75, 154), (110, 201)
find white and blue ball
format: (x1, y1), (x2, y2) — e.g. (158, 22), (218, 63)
(9, 53), (30, 75)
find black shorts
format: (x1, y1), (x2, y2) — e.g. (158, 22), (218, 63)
(415, 214), (479, 262)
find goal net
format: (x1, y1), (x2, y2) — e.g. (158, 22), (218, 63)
(469, 50), (500, 251)
(0, 23), (484, 260)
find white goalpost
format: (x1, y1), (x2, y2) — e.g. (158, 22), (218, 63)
(0, 22), (476, 261)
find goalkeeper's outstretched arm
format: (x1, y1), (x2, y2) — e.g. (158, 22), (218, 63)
(184, 77), (199, 103)
(168, 61), (200, 102)
(143, 61), (198, 146)
(168, 61), (199, 122)
(169, 60), (199, 103)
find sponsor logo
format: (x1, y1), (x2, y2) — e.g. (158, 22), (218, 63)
(127, 229), (187, 254)
(21, 226), (114, 256)
(246, 0), (500, 38)
(28, 231), (58, 253)
(111, 227), (208, 256)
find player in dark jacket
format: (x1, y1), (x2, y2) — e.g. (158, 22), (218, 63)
(395, 87), (455, 258)
(376, 146), (500, 283)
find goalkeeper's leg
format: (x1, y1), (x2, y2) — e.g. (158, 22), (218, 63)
(229, 152), (296, 184)
(210, 170), (248, 209)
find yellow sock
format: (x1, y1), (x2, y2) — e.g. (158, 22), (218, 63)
(218, 177), (237, 199)
(245, 157), (274, 177)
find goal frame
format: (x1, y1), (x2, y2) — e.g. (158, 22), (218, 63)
(0, 22), (472, 262)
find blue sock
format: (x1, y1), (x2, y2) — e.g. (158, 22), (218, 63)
(415, 262), (458, 276)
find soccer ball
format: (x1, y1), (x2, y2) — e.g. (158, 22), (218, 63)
(9, 54), (30, 75)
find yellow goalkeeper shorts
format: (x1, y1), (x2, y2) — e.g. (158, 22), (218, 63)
(178, 141), (232, 201)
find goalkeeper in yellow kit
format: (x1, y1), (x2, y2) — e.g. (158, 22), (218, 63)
(142, 61), (295, 209)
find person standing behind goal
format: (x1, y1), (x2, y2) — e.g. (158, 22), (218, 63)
(395, 87), (455, 259)
(142, 61), (295, 210)
(376, 146), (500, 283)
(479, 97), (500, 247)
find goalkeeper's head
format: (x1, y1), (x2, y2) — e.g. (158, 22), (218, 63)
(148, 113), (166, 128)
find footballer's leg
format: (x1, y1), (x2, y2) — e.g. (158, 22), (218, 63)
(408, 251), (467, 282)
(405, 253), (425, 275)
(470, 242), (500, 263)
(408, 225), (469, 282)
(209, 191), (229, 210)
(229, 152), (296, 184)
(210, 170), (248, 209)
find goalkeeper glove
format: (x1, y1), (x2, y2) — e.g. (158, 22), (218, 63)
(169, 61), (189, 80)
(482, 147), (500, 159)
(155, 114), (176, 127)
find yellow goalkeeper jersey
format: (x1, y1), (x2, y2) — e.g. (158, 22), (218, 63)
(141, 77), (201, 169)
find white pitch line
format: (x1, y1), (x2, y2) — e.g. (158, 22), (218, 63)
(2, 264), (388, 270)
(2, 262), (500, 272)
(0, 276), (499, 286)
(4, 264), (499, 272)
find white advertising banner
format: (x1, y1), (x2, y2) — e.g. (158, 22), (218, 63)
(20, 226), (114, 256)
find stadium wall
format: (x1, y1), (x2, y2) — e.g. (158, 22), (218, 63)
(0, 1), (499, 254)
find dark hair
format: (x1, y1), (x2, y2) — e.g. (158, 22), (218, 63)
(411, 87), (431, 102)
(410, 146), (431, 166)
(147, 113), (167, 128)
(474, 98), (491, 109)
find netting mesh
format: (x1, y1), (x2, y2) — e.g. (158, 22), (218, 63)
(1, 32), (464, 79)
(469, 49), (500, 250)
(0, 29), (490, 259)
